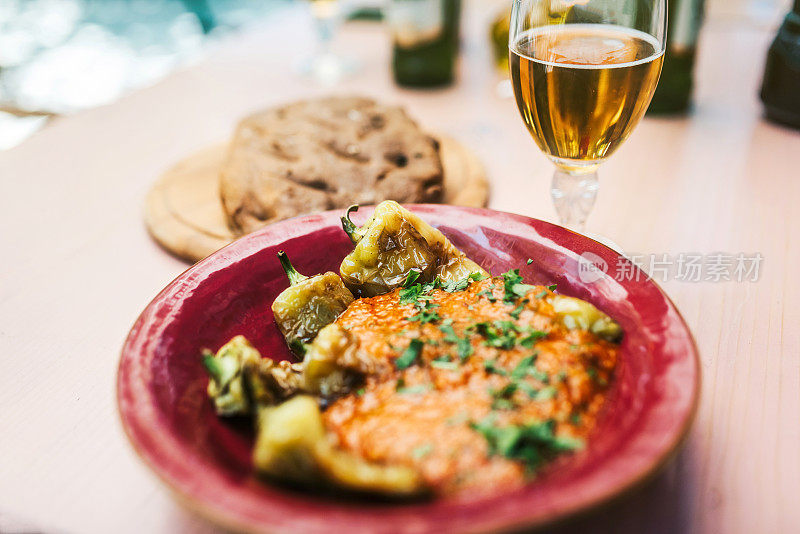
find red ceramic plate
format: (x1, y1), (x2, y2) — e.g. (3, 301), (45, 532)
(118, 205), (699, 533)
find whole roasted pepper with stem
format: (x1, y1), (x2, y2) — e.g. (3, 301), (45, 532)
(339, 201), (488, 297)
(252, 395), (425, 496)
(203, 335), (305, 416)
(271, 251), (354, 355)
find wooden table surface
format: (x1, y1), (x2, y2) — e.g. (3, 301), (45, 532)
(1, 1), (798, 533)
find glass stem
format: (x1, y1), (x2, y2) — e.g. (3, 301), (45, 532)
(550, 167), (599, 233)
(314, 14), (335, 57)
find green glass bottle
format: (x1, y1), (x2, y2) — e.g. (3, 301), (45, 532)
(760, 1), (800, 129)
(648, 0), (706, 114)
(389, 0), (461, 88)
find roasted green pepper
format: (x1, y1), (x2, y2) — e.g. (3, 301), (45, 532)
(203, 335), (263, 416)
(272, 251), (355, 354)
(302, 323), (382, 397)
(549, 295), (623, 343)
(253, 395), (425, 496)
(203, 335), (305, 415)
(339, 201), (488, 297)
(246, 357), (306, 407)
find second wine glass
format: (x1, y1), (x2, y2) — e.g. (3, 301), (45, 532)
(508, 0), (666, 232)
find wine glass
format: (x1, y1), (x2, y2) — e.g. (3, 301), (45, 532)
(296, 0), (357, 84)
(508, 0), (666, 232)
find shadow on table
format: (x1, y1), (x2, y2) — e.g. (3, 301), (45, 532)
(536, 447), (699, 534)
(168, 447), (699, 533)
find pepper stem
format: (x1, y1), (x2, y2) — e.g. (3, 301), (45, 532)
(202, 350), (223, 382)
(341, 204), (360, 244)
(277, 251), (308, 286)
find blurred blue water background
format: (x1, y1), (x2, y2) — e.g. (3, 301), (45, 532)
(0, 0), (292, 149)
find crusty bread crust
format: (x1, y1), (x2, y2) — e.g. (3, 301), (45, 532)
(220, 96), (444, 235)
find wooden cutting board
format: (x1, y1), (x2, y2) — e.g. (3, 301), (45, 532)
(144, 134), (490, 263)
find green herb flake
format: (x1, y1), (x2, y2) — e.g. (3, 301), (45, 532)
(535, 290), (548, 299)
(397, 383), (434, 395)
(407, 307), (441, 324)
(501, 269), (536, 304)
(395, 339), (424, 370)
(470, 417), (584, 472)
(472, 320), (519, 350)
(527, 258), (534, 265)
(447, 411), (470, 426)
(531, 386), (557, 401)
(403, 270), (422, 287)
(587, 367), (608, 386)
(439, 324), (474, 361)
(456, 337), (474, 360)
(441, 275), (471, 293)
(548, 284), (558, 291)
(484, 359), (508, 376)
(519, 328), (548, 348)
(431, 360), (459, 371)
(356, 388), (366, 396)
(509, 299), (528, 319)
(490, 382), (519, 410)
(399, 284), (423, 305)
(411, 443), (434, 459)
(477, 289), (498, 303)
(511, 354), (538, 379)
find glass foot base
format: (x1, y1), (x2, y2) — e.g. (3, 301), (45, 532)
(295, 53), (358, 85)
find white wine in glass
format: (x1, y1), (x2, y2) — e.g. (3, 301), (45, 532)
(509, 1), (666, 232)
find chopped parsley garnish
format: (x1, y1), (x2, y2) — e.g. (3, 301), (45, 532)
(403, 270), (422, 287)
(470, 416), (584, 472)
(407, 306), (441, 324)
(456, 338), (474, 360)
(431, 360), (459, 370)
(548, 284), (557, 291)
(356, 388), (366, 396)
(477, 289), (497, 302)
(471, 321), (519, 350)
(509, 299), (528, 319)
(519, 328), (548, 348)
(535, 290), (548, 299)
(395, 339), (423, 369)
(397, 383), (433, 395)
(501, 269), (536, 304)
(531, 386), (557, 401)
(490, 382), (518, 409)
(483, 359), (508, 376)
(441, 272), (485, 292)
(527, 258), (534, 265)
(411, 443), (434, 459)
(438, 323), (458, 341)
(510, 354), (538, 379)
(439, 323), (474, 360)
(399, 285), (423, 304)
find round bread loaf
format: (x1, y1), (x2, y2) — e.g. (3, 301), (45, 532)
(220, 96), (445, 235)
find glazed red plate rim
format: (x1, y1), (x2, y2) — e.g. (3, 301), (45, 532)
(118, 205), (700, 533)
